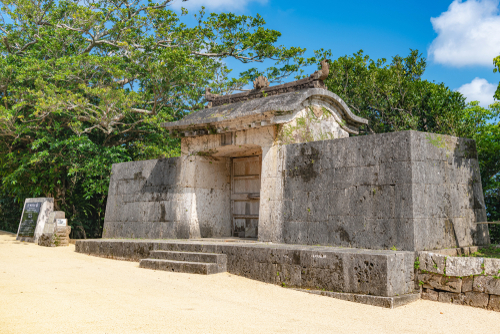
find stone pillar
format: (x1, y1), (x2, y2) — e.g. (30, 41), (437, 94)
(38, 211), (68, 247)
(258, 145), (285, 243)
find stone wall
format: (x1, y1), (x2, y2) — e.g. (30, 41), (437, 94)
(102, 130), (489, 250)
(276, 131), (489, 251)
(75, 239), (415, 297)
(103, 156), (231, 239)
(417, 250), (500, 311)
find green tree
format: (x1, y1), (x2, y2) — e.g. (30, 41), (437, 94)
(325, 49), (500, 242)
(323, 49), (469, 135)
(0, 0), (312, 237)
(466, 102), (500, 242)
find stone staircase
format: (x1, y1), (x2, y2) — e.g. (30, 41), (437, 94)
(139, 250), (227, 275)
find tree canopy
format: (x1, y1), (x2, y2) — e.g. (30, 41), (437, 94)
(324, 50), (500, 241)
(323, 50), (470, 136)
(0, 0), (315, 237)
(0, 1), (498, 242)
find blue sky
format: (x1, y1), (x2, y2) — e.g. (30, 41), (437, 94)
(172, 0), (500, 107)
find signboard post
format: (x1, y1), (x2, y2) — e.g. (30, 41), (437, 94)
(17, 202), (42, 238)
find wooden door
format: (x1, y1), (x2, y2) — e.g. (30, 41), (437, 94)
(231, 156), (261, 238)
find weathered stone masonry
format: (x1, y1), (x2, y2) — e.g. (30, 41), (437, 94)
(103, 156), (231, 239)
(279, 131), (489, 251)
(102, 130), (489, 251)
(417, 249), (500, 311)
(80, 63), (491, 306)
(75, 239), (415, 297)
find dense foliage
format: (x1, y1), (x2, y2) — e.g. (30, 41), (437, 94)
(324, 50), (500, 242)
(324, 50), (470, 135)
(0, 0), (314, 237)
(0, 1), (498, 243)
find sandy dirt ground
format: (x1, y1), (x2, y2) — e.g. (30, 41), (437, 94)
(1, 231), (500, 334)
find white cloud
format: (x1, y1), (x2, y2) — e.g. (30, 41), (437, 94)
(457, 77), (497, 106)
(170, 0), (267, 11)
(429, 0), (500, 67)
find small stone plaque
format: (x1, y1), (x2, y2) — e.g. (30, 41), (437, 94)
(56, 219), (67, 226)
(17, 202), (42, 238)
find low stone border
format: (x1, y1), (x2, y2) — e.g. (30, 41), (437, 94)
(416, 250), (500, 311)
(75, 239), (416, 297)
(294, 289), (420, 309)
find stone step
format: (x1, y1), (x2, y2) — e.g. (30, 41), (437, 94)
(149, 251), (226, 265)
(139, 259), (226, 275)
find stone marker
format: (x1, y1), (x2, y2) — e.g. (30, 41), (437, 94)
(54, 226), (71, 246)
(42, 211), (65, 235)
(16, 198), (53, 243)
(38, 212), (71, 247)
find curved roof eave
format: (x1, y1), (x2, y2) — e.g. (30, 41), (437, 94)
(162, 88), (368, 130)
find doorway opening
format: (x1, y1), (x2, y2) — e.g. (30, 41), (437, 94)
(230, 156), (261, 238)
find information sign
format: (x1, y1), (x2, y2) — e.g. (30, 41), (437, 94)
(17, 202), (42, 238)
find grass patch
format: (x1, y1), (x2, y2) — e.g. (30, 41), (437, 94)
(466, 246), (500, 259)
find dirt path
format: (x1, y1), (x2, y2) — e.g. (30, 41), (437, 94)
(1, 231), (499, 334)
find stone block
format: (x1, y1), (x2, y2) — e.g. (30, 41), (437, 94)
(483, 276), (500, 296)
(306, 222), (330, 245)
(394, 184), (413, 220)
(462, 276), (473, 293)
(306, 192), (331, 221)
(438, 291), (464, 305)
(469, 246), (479, 254)
(386, 252), (415, 296)
(410, 131), (450, 162)
(413, 218), (452, 251)
(488, 294), (500, 312)
(326, 188), (351, 217)
(417, 252), (446, 275)
(418, 273), (462, 293)
(434, 248), (459, 257)
(37, 234), (55, 247)
(378, 161), (413, 185)
(473, 275), (487, 293)
(463, 291), (489, 308)
(412, 160), (447, 185)
(421, 288), (438, 301)
(296, 289), (420, 309)
(445, 256), (483, 276)
(378, 131), (412, 163)
(484, 258), (500, 276)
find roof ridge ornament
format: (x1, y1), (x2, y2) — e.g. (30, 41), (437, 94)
(253, 76), (270, 90)
(205, 59), (331, 108)
(310, 59), (330, 81)
(204, 87), (220, 108)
